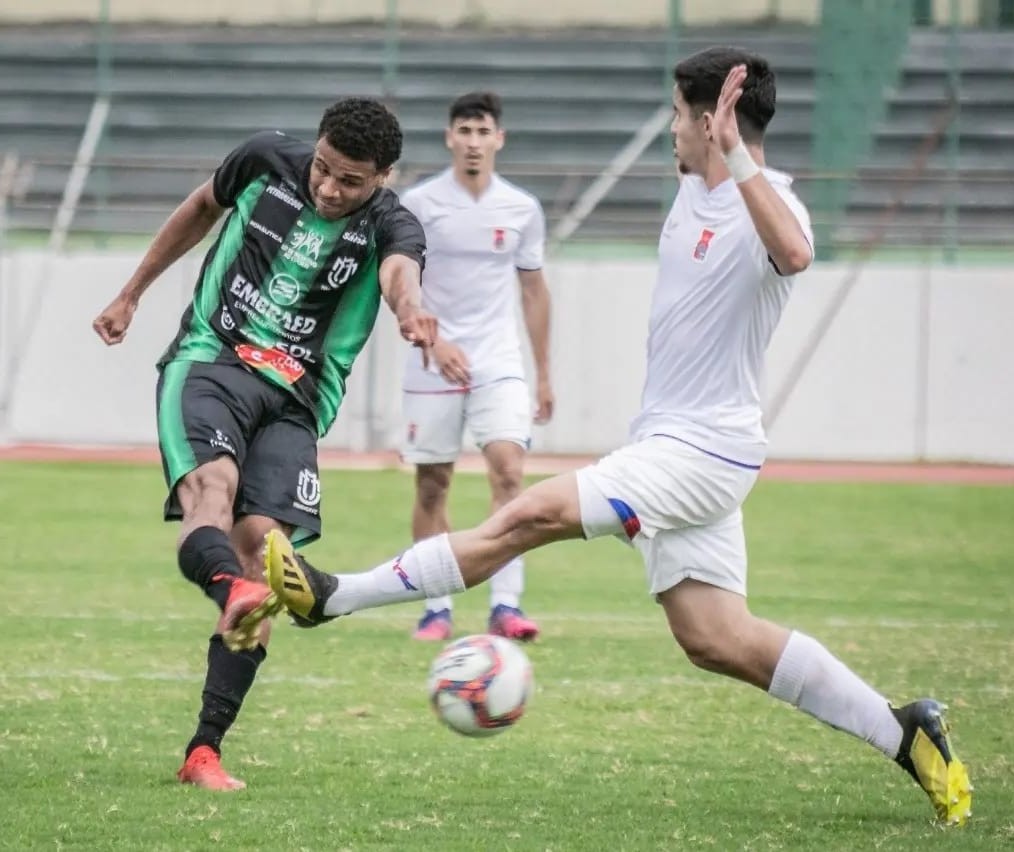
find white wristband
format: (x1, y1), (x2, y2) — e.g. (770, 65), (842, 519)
(722, 140), (761, 184)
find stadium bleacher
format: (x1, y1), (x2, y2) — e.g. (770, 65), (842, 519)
(0, 25), (1011, 248)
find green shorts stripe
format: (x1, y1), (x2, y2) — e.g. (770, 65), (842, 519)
(157, 361), (197, 486)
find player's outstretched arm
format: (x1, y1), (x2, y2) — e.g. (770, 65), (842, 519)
(518, 268), (554, 423)
(92, 179), (225, 345)
(710, 64), (812, 276)
(379, 253), (438, 350)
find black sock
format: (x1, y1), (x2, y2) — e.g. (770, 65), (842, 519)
(186, 634), (267, 757)
(178, 526), (243, 610)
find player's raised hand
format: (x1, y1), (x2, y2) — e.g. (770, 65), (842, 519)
(711, 63), (748, 155)
(534, 377), (554, 424)
(92, 294), (137, 345)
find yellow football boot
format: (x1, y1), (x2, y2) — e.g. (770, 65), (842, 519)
(892, 699), (972, 826)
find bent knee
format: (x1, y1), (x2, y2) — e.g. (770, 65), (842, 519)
(416, 466), (453, 511)
(496, 474), (582, 538)
(500, 491), (563, 535)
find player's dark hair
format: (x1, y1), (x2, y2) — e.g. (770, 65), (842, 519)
(449, 91), (503, 126)
(317, 97), (403, 170)
(673, 47), (776, 143)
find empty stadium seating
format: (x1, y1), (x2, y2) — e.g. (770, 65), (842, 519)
(0, 25), (1011, 249)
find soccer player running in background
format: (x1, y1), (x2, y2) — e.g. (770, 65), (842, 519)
(245, 50), (971, 825)
(399, 92), (554, 642)
(92, 98), (436, 790)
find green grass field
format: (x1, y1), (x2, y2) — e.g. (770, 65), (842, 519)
(1, 461), (1012, 851)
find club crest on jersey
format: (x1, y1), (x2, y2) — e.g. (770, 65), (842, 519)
(407, 422), (417, 443)
(295, 468), (321, 511)
(693, 228), (716, 262)
(324, 256), (359, 291)
(492, 227), (507, 252)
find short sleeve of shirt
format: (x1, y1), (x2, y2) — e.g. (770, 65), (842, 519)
(376, 203), (427, 270)
(212, 131), (284, 208)
(515, 198), (546, 271)
(775, 184), (815, 260)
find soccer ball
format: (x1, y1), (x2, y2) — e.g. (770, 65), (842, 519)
(427, 634), (533, 737)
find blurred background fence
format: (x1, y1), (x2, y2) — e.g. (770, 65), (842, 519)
(1, 0), (1013, 258)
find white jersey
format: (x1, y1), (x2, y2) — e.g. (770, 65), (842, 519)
(628, 169), (814, 467)
(400, 168), (546, 390)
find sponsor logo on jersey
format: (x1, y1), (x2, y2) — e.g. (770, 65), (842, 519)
(282, 224), (325, 271)
(266, 184), (303, 211)
(692, 228), (716, 262)
(342, 228), (368, 246)
(235, 343), (306, 384)
(267, 273), (300, 307)
(220, 305), (236, 331)
(229, 275), (318, 338)
(249, 220), (284, 243)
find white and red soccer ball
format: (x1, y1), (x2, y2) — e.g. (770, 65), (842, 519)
(427, 634), (533, 737)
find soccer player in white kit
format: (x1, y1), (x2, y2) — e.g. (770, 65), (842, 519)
(399, 92), (554, 642)
(246, 48), (971, 826)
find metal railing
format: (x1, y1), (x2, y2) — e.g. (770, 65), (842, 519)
(2, 151), (1013, 254)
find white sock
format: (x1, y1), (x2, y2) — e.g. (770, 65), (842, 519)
(489, 556), (524, 609)
(768, 631), (903, 758)
(323, 534), (465, 616)
(423, 595), (453, 614)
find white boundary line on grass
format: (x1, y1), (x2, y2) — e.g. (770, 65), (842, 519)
(0, 669), (729, 692)
(2, 610), (1003, 631)
(3, 669), (1011, 699)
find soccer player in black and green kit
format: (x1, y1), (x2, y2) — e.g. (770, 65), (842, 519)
(92, 98), (437, 790)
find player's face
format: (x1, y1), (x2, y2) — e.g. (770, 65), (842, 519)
(670, 85), (709, 177)
(445, 114), (504, 177)
(309, 138), (391, 220)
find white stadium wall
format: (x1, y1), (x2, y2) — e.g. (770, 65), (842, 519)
(0, 251), (1012, 463)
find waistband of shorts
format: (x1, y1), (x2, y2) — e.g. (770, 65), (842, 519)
(651, 435), (763, 471)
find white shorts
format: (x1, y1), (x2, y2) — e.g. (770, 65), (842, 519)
(401, 378), (531, 464)
(575, 435), (760, 597)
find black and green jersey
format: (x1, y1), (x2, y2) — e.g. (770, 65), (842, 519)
(158, 130), (426, 436)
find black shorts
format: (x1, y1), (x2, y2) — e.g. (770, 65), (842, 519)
(156, 360), (322, 545)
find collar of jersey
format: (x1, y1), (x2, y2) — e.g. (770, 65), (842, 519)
(443, 167), (501, 206)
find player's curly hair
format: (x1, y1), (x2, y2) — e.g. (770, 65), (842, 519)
(317, 98), (403, 170)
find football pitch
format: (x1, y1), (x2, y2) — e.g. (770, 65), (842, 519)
(2, 461), (1012, 850)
